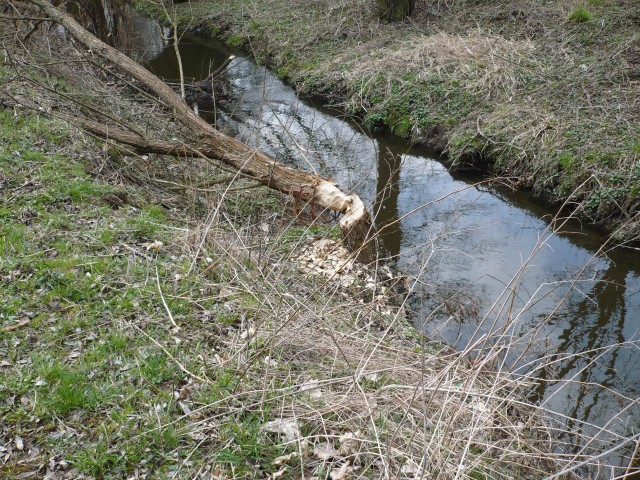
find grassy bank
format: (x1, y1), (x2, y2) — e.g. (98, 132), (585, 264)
(2, 57), (580, 479)
(161, 0), (640, 239)
(2, 28), (591, 480)
(2, 5), (634, 478)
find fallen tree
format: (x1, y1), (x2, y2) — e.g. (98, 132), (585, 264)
(20, 0), (378, 262)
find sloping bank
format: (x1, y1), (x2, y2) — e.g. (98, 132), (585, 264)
(1, 12), (595, 477)
(1, 80), (570, 478)
(154, 0), (640, 240)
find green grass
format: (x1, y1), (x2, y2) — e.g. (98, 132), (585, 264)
(226, 33), (245, 47)
(138, 352), (179, 384)
(37, 360), (105, 414)
(569, 7), (594, 23)
(0, 110), (211, 477)
(0, 108), (370, 478)
(361, 74), (481, 140)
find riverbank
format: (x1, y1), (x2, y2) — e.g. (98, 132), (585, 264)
(0, 11), (595, 478)
(157, 0), (640, 240)
(0, 92), (568, 479)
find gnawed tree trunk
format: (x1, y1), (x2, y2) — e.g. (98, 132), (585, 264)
(25, 0), (378, 262)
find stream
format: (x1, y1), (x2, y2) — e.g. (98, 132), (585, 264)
(140, 27), (640, 467)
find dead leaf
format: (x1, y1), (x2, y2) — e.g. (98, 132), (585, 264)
(3, 318), (29, 331)
(15, 436), (23, 450)
(179, 401), (191, 416)
(262, 418), (301, 443)
(338, 431), (360, 455)
(218, 287), (234, 299)
(401, 459), (422, 477)
(15, 472), (37, 479)
(330, 462), (352, 480)
(240, 327), (256, 340)
(178, 379), (196, 400)
(264, 356), (277, 368)
(299, 380), (322, 399)
(271, 466), (287, 478)
(145, 240), (163, 252)
(314, 442), (340, 461)
(67, 350), (82, 360)
(273, 452), (298, 466)
(363, 372), (379, 382)
(211, 465), (225, 480)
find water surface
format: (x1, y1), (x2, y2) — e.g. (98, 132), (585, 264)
(145, 29), (640, 468)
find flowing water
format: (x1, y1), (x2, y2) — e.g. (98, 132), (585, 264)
(141, 26), (640, 467)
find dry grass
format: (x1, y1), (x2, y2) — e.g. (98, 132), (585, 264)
(334, 30), (536, 100)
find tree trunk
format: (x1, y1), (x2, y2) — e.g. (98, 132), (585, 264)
(377, 0), (416, 21)
(25, 0), (378, 263)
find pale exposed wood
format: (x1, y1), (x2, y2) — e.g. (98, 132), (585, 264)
(21, 0), (380, 262)
(195, 54), (236, 87)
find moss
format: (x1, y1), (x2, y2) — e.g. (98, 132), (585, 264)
(226, 33), (245, 47)
(364, 110), (388, 132)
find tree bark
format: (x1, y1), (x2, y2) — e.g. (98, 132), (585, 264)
(377, 0), (416, 21)
(25, 0), (377, 262)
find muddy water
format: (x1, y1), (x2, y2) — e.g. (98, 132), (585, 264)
(144, 30), (640, 463)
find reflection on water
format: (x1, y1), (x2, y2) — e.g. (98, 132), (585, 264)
(374, 146), (402, 256)
(145, 31), (640, 467)
(146, 34), (226, 80)
(69, 0), (164, 60)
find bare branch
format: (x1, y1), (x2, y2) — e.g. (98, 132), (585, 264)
(21, 0), (378, 262)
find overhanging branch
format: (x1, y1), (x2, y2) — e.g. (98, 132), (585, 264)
(23, 0), (378, 262)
